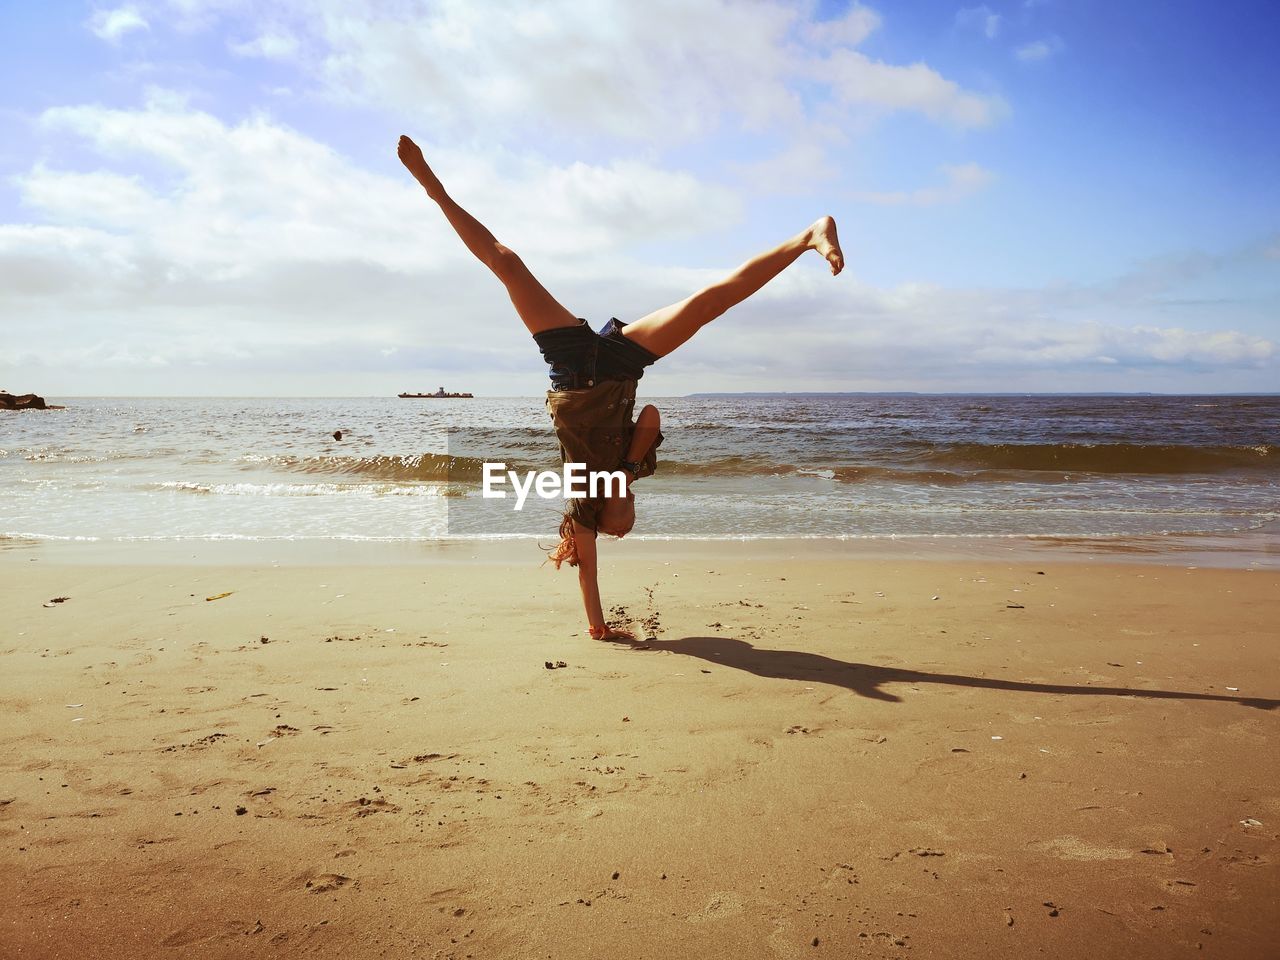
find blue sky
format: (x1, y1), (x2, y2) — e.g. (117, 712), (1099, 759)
(2, 0), (1277, 395)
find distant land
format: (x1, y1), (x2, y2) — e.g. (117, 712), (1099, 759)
(685, 391), (1280, 397)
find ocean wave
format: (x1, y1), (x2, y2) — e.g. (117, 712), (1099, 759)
(20, 447), (186, 464)
(658, 456), (799, 476)
(832, 466), (1006, 485)
(154, 480), (449, 498)
(655, 458), (1011, 485)
(235, 443), (1278, 485)
(23, 451), (117, 464)
(914, 442), (1275, 475)
(262, 452), (504, 481)
(655, 443), (1276, 481)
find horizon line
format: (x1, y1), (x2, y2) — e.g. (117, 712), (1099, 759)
(16, 391), (1280, 400)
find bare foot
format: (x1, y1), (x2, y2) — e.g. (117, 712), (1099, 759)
(397, 135), (445, 199)
(809, 216), (844, 276)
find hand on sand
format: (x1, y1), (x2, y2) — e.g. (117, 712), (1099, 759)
(397, 135), (443, 198)
(589, 624), (635, 642)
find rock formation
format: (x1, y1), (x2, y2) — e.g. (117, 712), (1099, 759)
(0, 391), (50, 410)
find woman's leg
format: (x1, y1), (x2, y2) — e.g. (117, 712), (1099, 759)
(626, 405), (661, 467)
(619, 217), (844, 358)
(398, 136), (579, 336)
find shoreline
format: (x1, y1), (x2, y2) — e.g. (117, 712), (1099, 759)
(5, 526), (1277, 569)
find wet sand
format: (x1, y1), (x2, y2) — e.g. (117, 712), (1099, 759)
(2, 545), (1278, 958)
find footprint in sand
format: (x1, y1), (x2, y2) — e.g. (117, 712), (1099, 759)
(305, 874), (353, 894)
(686, 893), (745, 923)
(1031, 836), (1133, 861)
(345, 796), (400, 817)
(766, 914), (805, 959)
(160, 919), (265, 946)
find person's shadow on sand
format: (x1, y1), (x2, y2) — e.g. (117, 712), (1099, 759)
(617, 635), (1278, 710)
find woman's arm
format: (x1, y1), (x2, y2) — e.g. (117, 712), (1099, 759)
(573, 519), (631, 640)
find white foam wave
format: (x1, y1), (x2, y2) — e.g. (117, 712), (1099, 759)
(154, 480), (448, 498)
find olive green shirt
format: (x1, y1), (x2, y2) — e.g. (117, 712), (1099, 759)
(545, 379), (660, 530)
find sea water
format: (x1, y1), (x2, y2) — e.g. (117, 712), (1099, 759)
(3, 395), (1276, 554)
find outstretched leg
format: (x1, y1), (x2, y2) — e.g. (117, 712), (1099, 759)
(619, 218), (843, 358)
(398, 135), (578, 336)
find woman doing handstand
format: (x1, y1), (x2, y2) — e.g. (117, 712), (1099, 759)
(397, 135), (844, 640)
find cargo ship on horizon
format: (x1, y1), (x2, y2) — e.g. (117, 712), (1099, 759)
(398, 387), (474, 399)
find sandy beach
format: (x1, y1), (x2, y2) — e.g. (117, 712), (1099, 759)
(2, 542), (1277, 959)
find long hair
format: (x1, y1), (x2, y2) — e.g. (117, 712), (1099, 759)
(545, 513), (578, 569)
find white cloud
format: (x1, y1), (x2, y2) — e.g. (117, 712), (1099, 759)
(196, 0), (801, 140)
(819, 49), (1004, 127)
(733, 142), (837, 195)
(313, 0), (782, 140)
(87, 4), (150, 42)
(617, 298), (1273, 397)
(30, 98), (406, 268)
(69, 0), (1003, 249)
(804, 4), (882, 47)
(229, 31), (300, 59)
(1016, 37), (1063, 62)
(956, 5), (1001, 39)
(657, 276), (1276, 392)
(2, 96), (744, 384)
(963, 322), (1273, 367)
(853, 162), (995, 206)
(18, 167), (163, 229)
(133, 0), (1002, 142)
(26, 95), (740, 272)
(0, 225), (136, 298)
